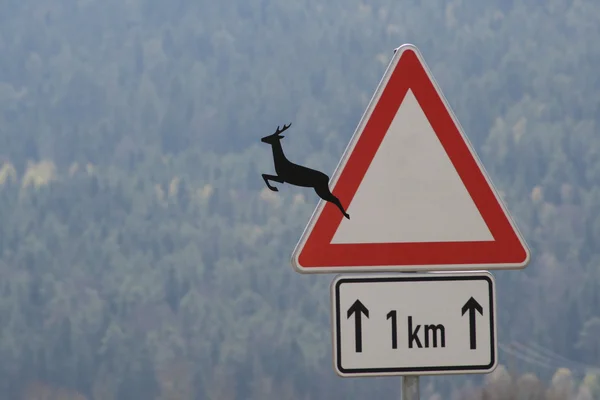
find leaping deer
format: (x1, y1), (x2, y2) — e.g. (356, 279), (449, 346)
(261, 123), (350, 219)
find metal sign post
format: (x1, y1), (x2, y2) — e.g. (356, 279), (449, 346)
(402, 376), (419, 400)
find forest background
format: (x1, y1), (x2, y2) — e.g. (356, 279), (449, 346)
(0, 0), (599, 399)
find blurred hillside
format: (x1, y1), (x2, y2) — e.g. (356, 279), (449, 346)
(0, 0), (599, 398)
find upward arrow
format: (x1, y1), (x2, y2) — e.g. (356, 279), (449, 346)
(347, 300), (369, 353)
(462, 297), (483, 350)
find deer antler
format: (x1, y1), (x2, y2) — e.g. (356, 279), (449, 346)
(274, 123), (292, 135)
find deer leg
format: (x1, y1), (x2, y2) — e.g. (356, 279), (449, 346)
(314, 185), (350, 219)
(262, 174), (284, 192)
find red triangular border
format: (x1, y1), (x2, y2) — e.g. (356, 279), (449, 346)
(295, 46), (529, 270)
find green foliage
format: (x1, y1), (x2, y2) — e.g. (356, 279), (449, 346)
(0, 0), (598, 398)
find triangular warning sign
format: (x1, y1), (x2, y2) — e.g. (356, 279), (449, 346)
(291, 44), (530, 274)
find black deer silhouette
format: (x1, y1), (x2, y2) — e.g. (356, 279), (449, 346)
(261, 123), (350, 219)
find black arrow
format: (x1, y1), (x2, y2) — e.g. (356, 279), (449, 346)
(461, 297), (483, 350)
(347, 299), (369, 353)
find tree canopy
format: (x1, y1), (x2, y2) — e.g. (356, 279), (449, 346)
(0, 0), (598, 398)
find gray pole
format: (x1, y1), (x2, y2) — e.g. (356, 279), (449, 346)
(402, 376), (419, 400)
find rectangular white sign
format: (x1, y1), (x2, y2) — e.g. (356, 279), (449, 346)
(330, 272), (497, 377)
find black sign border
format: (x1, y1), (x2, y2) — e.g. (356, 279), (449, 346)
(334, 275), (495, 375)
